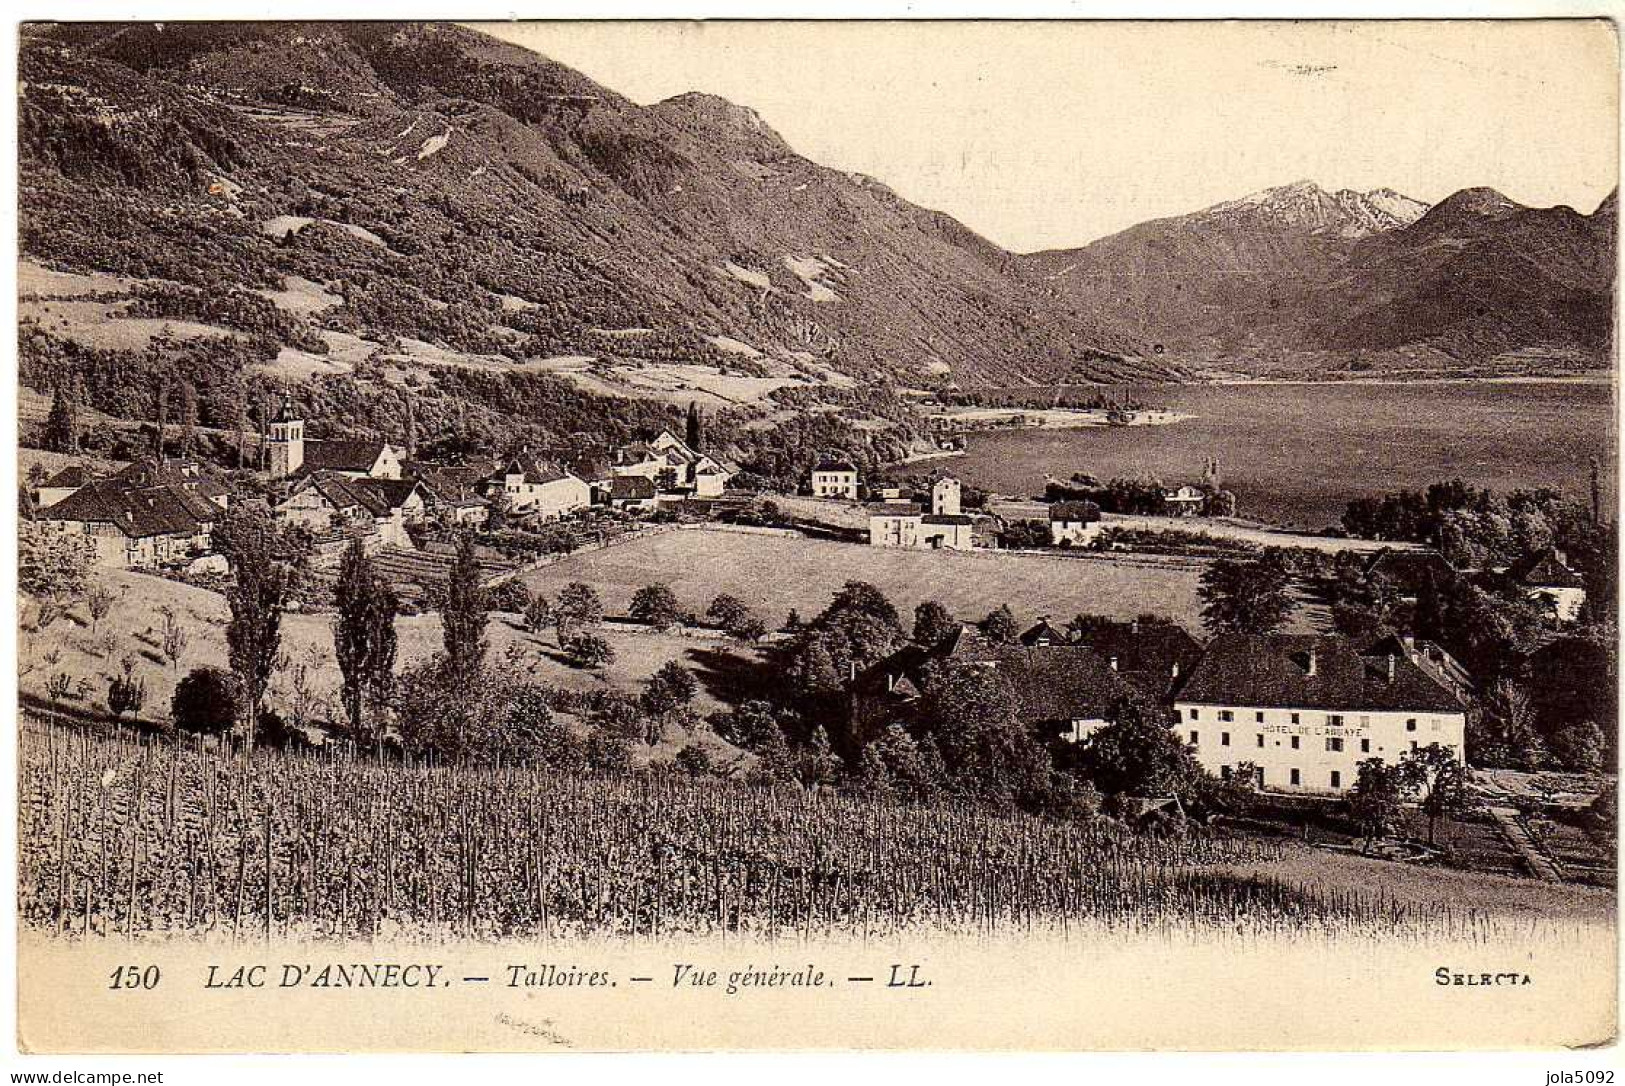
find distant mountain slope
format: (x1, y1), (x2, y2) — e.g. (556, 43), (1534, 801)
(1028, 180), (1614, 375)
(19, 21), (1166, 392)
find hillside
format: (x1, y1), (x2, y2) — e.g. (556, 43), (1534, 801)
(17, 20), (1169, 461)
(1029, 180), (1615, 376)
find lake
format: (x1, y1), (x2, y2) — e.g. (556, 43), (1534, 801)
(939, 380), (1616, 531)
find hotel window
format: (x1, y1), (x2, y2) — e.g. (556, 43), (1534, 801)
(1255, 710), (1265, 723)
(1290, 736), (1300, 750)
(1189, 708), (1199, 721)
(1221, 732), (1230, 747)
(1327, 714), (1344, 727)
(1256, 734), (1265, 748)
(1290, 768), (1301, 786)
(1189, 731), (1199, 745)
(1330, 770), (1341, 789)
(1361, 738), (1371, 753)
(1325, 737), (1344, 753)
(1290, 712), (1300, 725)
(1218, 710), (1233, 722)
(1359, 715), (1370, 727)
(1406, 719), (1418, 732)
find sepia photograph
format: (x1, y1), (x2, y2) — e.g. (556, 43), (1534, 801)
(8, 13), (1620, 1055)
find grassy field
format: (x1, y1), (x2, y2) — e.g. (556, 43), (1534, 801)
(21, 570), (747, 764)
(522, 526), (1221, 631)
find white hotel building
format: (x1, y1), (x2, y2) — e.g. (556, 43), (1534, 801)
(1172, 632), (1467, 796)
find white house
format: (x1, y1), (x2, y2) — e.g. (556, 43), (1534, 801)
(1163, 485), (1205, 517)
(1049, 500), (1102, 547)
(810, 459), (861, 500)
(486, 453), (592, 520)
(867, 477), (976, 551)
(611, 430), (732, 498)
(1173, 632), (1467, 796)
(1510, 548), (1587, 623)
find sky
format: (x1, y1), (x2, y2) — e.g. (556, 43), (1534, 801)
(477, 19), (1619, 253)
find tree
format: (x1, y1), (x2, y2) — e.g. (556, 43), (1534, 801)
(172, 667), (241, 737)
(441, 533), (488, 681)
(685, 400), (703, 452)
(177, 379), (199, 459)
(1346, 758), (1408, 852)
(85, 584), (115, 634)
(918, 659), (1051, 807)
(523, 593), (554, 635)
(630, 583), (682, 630)
(1198, 557), (1294, 634)
(641, 661), (698, 720)
(567, 632), (614, 671)
(1400, 743), (1472, 846)
(502, 688), (584, 770)
(980, 604), (1019, 644)
(333, 537), (400, 749)
(1550, 720), (1608, 773)
(555, 582), (603, 641)
(19, 522), (93, 600)
(704, 594), (766, 641)
(913, 600), (956, 647)
(1077, 697), (1204, 802)
(107, 656), (146, 720)
(43, 382), (78, 453)
(675, 743), (714, 777)
(158, 605), (188, 673)
(219, 508), (293, 750)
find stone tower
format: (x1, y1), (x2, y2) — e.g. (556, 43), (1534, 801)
(267, 398), (304, 478)
(932, 476), (961, 517)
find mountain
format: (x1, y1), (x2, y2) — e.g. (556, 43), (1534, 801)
(18, 19), (1167, 417)
(1027, 180), (1614, 376)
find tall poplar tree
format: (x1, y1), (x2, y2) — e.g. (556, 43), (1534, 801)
(334, 536), (400, 750)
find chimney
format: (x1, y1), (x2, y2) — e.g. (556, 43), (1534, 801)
(1130, 619), (1139, 635)
(1109, 655), (1119, 672)
(1306, 646), (1317, 677)
(1401, 633), (1416, 658)
(1386, 654), (1396, 684)
(1171, 660), (1180, 679)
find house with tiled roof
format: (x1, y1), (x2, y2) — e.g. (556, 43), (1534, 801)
(610, 475), (659, 512)
(851, 623), (1142, 745)
(35, 476), (219, 568)
(36, 463), (101, 508)
(1068, 617), (1205, 706)
(611, 430), (734, 499)
(1362, 547), (1457, 602)
(275, 471), (426, 551)
(485, 452), (591, 521)
(1507, 547), (1586, 622)
(1173, 632), (1467, 795)
(403, 461), (490, 526)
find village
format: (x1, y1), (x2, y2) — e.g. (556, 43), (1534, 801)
(16, 379), (1614, 898)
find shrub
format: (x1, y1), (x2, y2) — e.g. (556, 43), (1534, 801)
(171, 666), (241, 736)
(485, 579), (532, 614)
(674, 743), (715, 777)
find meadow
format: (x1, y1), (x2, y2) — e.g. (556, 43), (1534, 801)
(19, 719), (1587, 943)
(19, 569), (748, 765)
(521, 527), (1214, 630)
(947, 379), (1615, 530)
